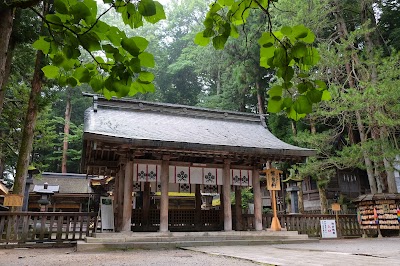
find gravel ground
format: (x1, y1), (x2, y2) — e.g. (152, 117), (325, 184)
(0, 247), (262, 266)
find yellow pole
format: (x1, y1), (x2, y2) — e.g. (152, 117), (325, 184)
(270, 190), (281, 231)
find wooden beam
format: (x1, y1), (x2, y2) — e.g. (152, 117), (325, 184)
(86, 160), (118, 168)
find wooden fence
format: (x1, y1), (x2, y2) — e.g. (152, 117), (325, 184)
(0, 212), (97, 244)
(243, 213), (365, 237)
(1, 211), (366, 245)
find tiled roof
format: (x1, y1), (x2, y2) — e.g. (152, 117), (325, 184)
(30, 172), (92, 194)
(83, 96), (314, 158)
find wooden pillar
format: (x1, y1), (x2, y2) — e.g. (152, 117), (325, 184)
(253, 166), (263, 231)
(235, 186), (243, 231)
(159, 156), (170, 232)
(143, 182), (150, 229)
(219, 186), (224, 229)
(117, 165), (125, 231)
(223, 159), (232, 231)
(122, 161), (133, 232)
(113, 170), (120, 225)
(195, 184), (202, 230)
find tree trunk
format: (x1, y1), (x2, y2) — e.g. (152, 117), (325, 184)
(361, 0), (395, 193)
(256, 78), (267, 127)
(291, 121), (297, 136)
(380, 126), (397, 193)
(318, 185), (328, 214)
(0, 34), (14, 179)
(12, 2), (48, 200)
(297, 181), (304, 213)
(216, 67), (221, 95)
(310, 117), (316, 135)
(0, 37), (14, 117)
(355, 110), (377, 193)
(256, 79), (265, 114)
(0, 8), (14, 114)
(333, 1), (377, 193)
(13, 49), (44, 196)
(61, 92), (72, 173)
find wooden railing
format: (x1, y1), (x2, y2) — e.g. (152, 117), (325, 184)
(0, 212), (97, 244)
(243, 213), (364, 237)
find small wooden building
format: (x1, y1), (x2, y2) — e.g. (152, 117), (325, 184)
(301, 169), (370, 212)
(81, 95), (314, 232)
(28, 172), (93, 212)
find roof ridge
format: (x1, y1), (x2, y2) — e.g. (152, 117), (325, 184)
(84, 93), (266, 123)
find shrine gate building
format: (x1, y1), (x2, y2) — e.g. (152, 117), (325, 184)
(82, 95), (314, 232)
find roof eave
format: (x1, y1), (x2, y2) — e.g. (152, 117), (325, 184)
(83, 132), (315, 159)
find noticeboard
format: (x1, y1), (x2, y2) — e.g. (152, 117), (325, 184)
(320, 219), (337, 238)
(331, 203), (341, 211)
(4, 194), (23, 207)
(100, 197), (114, 232)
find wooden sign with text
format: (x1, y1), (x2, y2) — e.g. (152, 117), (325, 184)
(263, 168), (282, 191)
(4, 194), (23, 207)
(331, 203), (341, 211)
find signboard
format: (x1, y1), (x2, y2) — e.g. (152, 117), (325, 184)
(4, 194), (23, 207)
(331, 203), (341, 211)
(264, 168), (282, 191)
(100, 197), (114, 232)
(320, 219), (337, 238)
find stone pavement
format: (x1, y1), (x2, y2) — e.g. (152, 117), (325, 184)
(183, 237), (400, 266)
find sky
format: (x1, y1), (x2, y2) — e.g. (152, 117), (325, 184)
(158, 0), (171, 5)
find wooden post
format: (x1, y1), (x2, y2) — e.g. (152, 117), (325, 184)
(113, 169), (120, 227)
(117, 165), (125, 231)
(332, 203), (341, 238)
(235, 186), (242, 231)
(159, 156), (169, 232)
(252, 167), (263, 231)
(263, 167), (282, 231)
(122, 161), (133, 232)
(271, 190), (281, 231)
(223, 159), (232, 231)
(219, 187), (224, 229)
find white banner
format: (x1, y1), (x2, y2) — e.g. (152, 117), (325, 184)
(133, 163), (250, 186)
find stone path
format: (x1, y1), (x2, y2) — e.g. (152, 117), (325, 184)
(185, 237), (400, 266)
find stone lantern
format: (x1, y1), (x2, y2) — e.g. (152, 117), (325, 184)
(22, 165), (40, 211)
(283, 175), (303, 214)
(36, 182), (54, 212)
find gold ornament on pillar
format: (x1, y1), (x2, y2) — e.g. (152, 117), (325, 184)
(262, 168), (282, 231)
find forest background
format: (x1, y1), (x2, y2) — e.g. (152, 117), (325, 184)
(0, 0), (400, 209)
